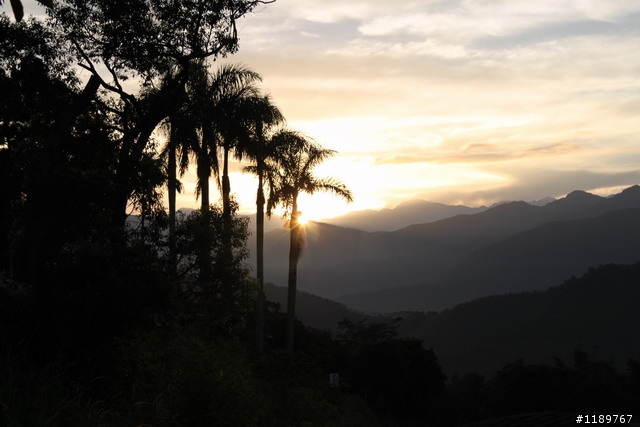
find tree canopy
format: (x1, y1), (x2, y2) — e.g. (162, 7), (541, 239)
(51, 0), (272, 80)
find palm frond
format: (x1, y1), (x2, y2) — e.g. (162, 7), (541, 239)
(308, 177), (354, 203)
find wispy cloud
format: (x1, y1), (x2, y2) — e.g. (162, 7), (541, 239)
(184, 1), (640, 213)
(375, 141), (586, 166)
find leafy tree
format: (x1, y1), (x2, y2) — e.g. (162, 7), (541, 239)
(268, 134), (353, 352)
(0, 15), (120, 284)
(114, 326), (266, 427)
(214, 69), (263, 222)
(161, 63), (261, 214)
(170, 203), (254, 336)
(43, 0), (273, 231)
(337, 319), (448, 425)
(190, 64), (265, 290)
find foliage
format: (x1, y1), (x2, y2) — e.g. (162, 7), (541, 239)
(1, 0), (53, 23)
(183, 63), (263, 209)
(0, 358), (107, 427)
(0, 4), (405, 427)
(448, 352), (640, 426)
(267, 132), (353, 223)
(252, 312), (381, 427)
(0, 14), (75, 83)
(337, 319), (448, 426)
(110, 325), (266, 427)
(1, 15), (118, 283)
(170, 203), (256, 336)
(49, 0), (270, 82)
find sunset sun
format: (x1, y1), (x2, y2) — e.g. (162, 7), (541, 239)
(297, 212), (310, 225)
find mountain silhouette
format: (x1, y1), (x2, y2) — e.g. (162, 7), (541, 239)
(320, 200), (487, 231)
(395, 263), (640, 375)
(339, 206), (640, 312)
(442, 207), (640, 297)
(263, 282), (370, 331)
(259, 186), (640, 303)
(272, 262), (640, 377)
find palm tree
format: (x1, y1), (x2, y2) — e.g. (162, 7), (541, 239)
(164, 114), (198, 270)
(203, 68), (264, 287)
(206, 65), (262, 216)
(240, 97), (285, 355)
(161, 63), (205, 272)
(162, 63), (261, 284)
(268, 134), (353, 352)
(167, 63), (260, 216)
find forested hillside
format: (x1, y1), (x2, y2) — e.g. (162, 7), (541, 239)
(398, 262), (640, 376)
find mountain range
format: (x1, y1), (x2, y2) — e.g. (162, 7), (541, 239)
(399, 266), (640, 376)
(318, 200), (488, 231)
(269, 262), (640, 376)
(253, 185), (640, 312)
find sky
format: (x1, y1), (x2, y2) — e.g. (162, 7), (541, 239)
(219, 0), (640, 220)
(10, 0), (640, 220)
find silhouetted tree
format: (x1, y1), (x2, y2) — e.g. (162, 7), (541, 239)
(206, 65), (262, 272)
(237, 97), (285, 355)
(337, 319), (447, 425)
(44, 0), (272, 233)
(0, 15), (118, 284)
(268, 134), (353, 352)
(160, 64), (204, 274)
(171, 203), (254, 336)
(241, 106), (291, 354)
(180, 63), (261, 287)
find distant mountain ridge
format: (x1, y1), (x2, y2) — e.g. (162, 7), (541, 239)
(321, 200), (488, 231)
(320, 195), (561, 232)
(263, 283), (370, 331)
(339, 206), (640, 312)
(255, 185), (640, 311)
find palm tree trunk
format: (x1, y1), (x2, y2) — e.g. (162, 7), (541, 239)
(199, 143), (210, 214)
(222, 145), (232, 251)
(167, 123), (177, 274)
(254, 119), (268, 356)
(286, 197), (300, 353)
(222, 144), (231, 219)
(255, 168), (265, 355)
(221, 144), (233, 281)
(197, 137), (211, 288)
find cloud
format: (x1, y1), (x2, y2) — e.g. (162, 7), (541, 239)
(428, 168), (640, 206)
(374, 141), (583, 166)
(269, 0), (417, 24)
(179, 2), (640, 213)
(328, 38), (472, 59)
(358, 1), (640, 41)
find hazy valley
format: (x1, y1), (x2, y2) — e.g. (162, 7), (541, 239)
(253, 185), (640, 313)
(266, 262), (640, 376)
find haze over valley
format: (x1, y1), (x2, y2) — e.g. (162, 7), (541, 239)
(259, 186), (640, 378)
(256, 185), (640, 312)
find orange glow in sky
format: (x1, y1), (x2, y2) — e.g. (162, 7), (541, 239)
(12, 1), (640, 221)
(209, 1), (640, 219)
